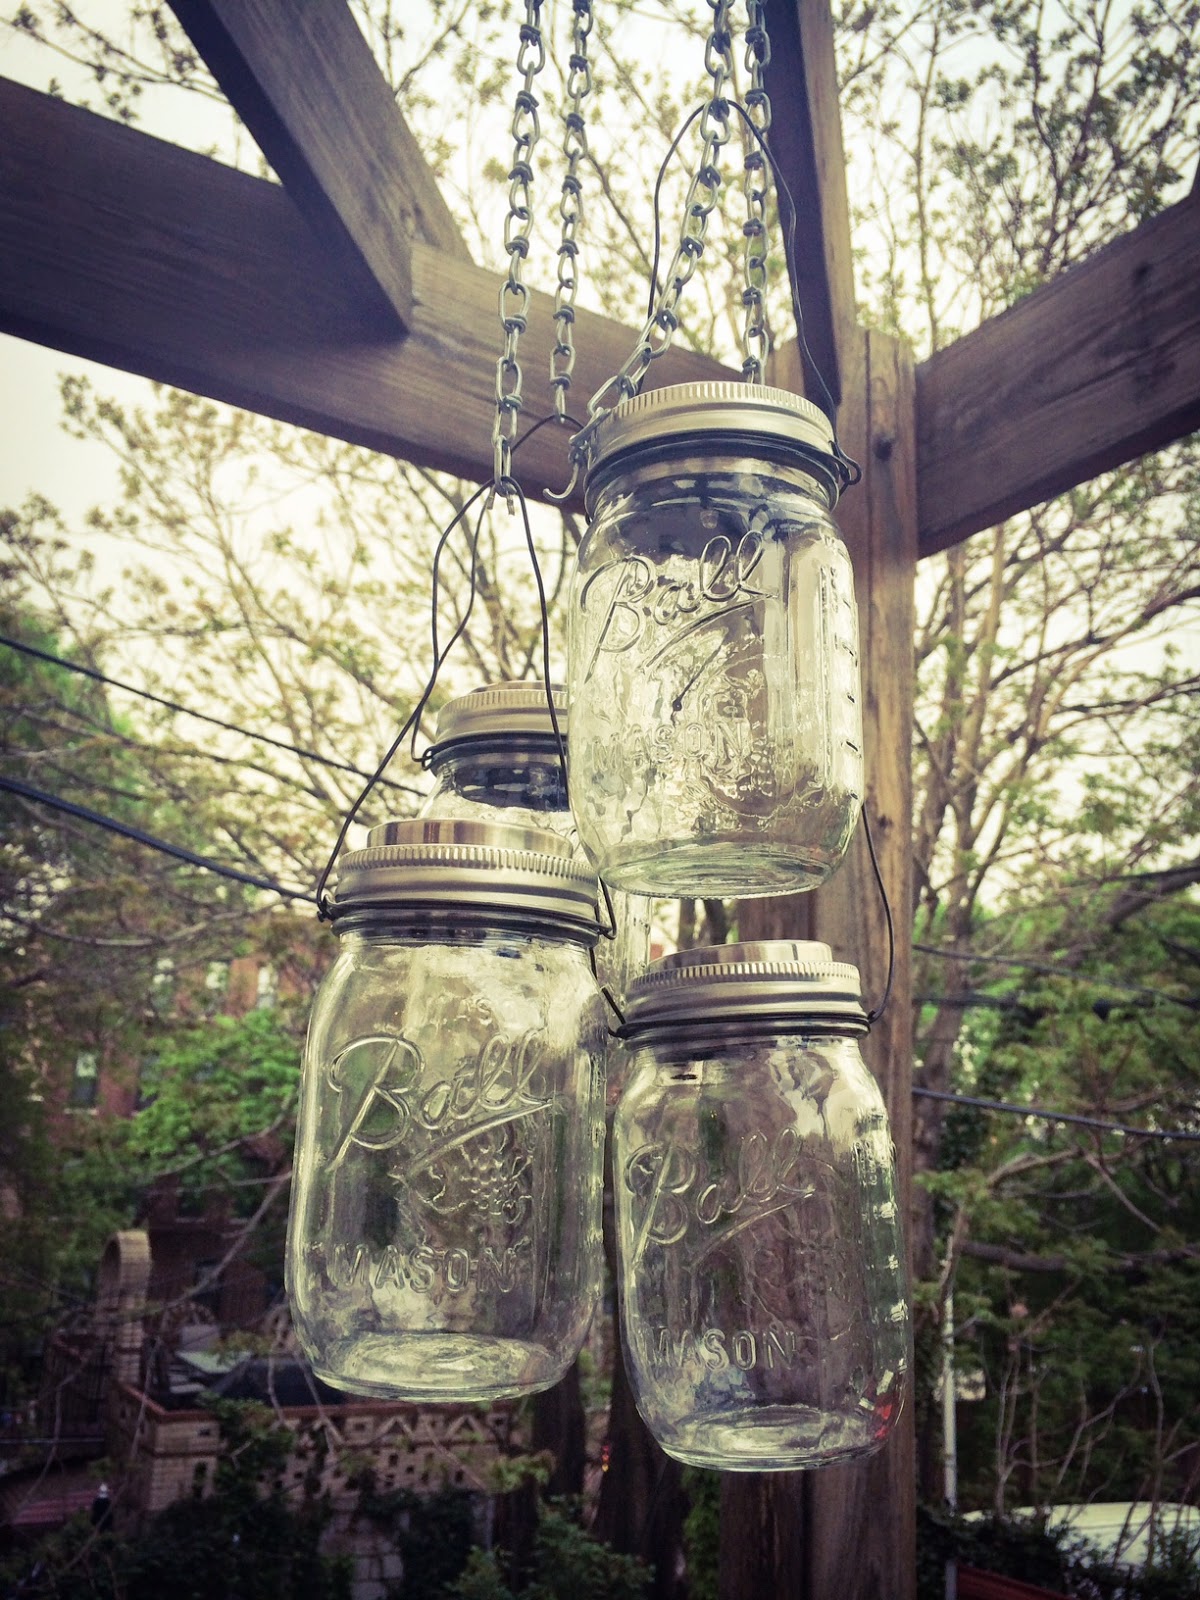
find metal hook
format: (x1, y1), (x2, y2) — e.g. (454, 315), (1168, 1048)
(544, 456), (581, 503)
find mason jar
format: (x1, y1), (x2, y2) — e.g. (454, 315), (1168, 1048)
(287, 819), (607, 1403)
(419, 680), (651, 1015)
(569, 382), (863, 898)
(612, 940), (909, 1471)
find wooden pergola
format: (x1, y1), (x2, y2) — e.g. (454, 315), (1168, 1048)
(2, 3), (1197, 1594)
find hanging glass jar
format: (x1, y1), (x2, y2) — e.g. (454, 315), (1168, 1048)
(612, 940), (909, 1471)
(568, 382), (863, 898)
(287, 819), (607, 1403)
(419, 680), (652, 1017)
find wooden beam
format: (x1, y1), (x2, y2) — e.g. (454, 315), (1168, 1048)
(168, 0), (471, 336)
(763, 0), (857, 410)
(0, 79), (730, 507)
(726, 330), (917, 1600)
(916, 189), (1200, 556)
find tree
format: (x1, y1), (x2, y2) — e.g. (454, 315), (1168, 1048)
(835, 0), (1200, 1517)
(0, 605), (262, 1399)
(2, 0), (1199, 1574)
(0, 1397), (352, 1599)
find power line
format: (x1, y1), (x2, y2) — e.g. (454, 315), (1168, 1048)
(0, 774), (315, 903)
(913, 1086), (1200, 1143)
(6, 772), (1200, 1142)
(0, 632), (423, 796)
(913, 941), (1198, 1010)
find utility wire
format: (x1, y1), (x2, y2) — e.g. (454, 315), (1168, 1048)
(0, 774), (315, 903)
(913, 1086), (1200, 1143)
(914, 941), (1198, 1010)
(4, 786), (1197, 1136)
(7, 765), (1196, 1011)
(6, 767), (1200, 1141)
(0, 633), (423, 797)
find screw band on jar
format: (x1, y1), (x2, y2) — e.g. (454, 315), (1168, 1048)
(582, 381), (845, 509)
(619, 940), (868, 1041)
(329, 818), (599, 940)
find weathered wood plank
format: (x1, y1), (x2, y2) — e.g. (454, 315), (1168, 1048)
(800, 324), (917, 1600)
(0, 79), (730, 505)
(916, 189), (1200, 556)
(763, 0), (857, 410)
(723, 329), (917, 1600)
(169, 0), (472, 334)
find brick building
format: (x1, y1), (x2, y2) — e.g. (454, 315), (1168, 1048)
(3, 1226), (521, 1599)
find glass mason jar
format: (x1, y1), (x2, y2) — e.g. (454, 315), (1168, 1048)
(419, 681), (651, 1014)
(287, 819), (607, 1403)
(612, 941), (909, 1471)
(569, 382), (863, 898)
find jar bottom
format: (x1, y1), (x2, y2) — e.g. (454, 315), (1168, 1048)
(311, 1332), (569, 1404)
(644, 1404), (890, 1472)
(596, 839), (833, 898)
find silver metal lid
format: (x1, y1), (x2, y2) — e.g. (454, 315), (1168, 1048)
(625, 939), (866, 1030)
(583, 382), (840, 501)
(431, 681), (568, 748)
(331, 818), (597, 935)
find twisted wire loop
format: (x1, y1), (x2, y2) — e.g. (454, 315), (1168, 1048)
(551, 0), (593, 422)
(574, 0), (736, 456)
(493, 1), (547, 489)
(740, 0), (773, 382)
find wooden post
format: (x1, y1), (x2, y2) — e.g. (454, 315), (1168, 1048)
(721, 327), (917, 1600)
(765, 0), (859, 407)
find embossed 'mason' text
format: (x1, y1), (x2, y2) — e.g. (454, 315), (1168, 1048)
(320, 1239), (530, 1296)
(643, 1324), (815, 1374)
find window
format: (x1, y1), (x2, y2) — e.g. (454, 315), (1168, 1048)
(69, 1051), (99, 1110)
(150, 956), (176, 1018)
(255, 962), (278, 1010)
(203, 961), (230, 1016)
(135, 1053), (158, 1112)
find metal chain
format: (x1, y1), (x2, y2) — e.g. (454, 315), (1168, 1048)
(551, 0), (593, 421)
(740, 0), (773, 382)
(579, 0), (736, 433)
(493, 1), (547, 487)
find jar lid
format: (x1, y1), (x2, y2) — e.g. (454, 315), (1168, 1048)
(582, 382), (842, 504)
(430, 681), (568, 752)
(331, 818), (598, 936)
(624, 939), (866, 1031)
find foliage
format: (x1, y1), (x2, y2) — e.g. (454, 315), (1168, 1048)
(680, 1468), (720, 1600)
(0, 611), (206, 1393)
(356, 1482), (477, 1599)
(129, 1007), (300, 1203)
(0, 1399), (351, 1600)
(1, 0), (1199, 1572)
(926, 898), (1200, 1510)
(916, 1505), (1200, 1600)
(443, 1501), (652, 1600)
(839, 0), (1200, 351)
(842, 0), (1200, 1520)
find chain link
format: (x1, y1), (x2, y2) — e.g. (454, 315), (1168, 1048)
(580, 0), (735, 432)
(493, 2), (547, 487)
(551, 0), (593, 421)
(740, 0), (773, 382)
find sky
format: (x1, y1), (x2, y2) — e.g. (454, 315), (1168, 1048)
(0, 1), (686, 548)
(2, 0), (1197, 928)
(0, 9), (248, 542)
(3, 2), (1197, 636)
